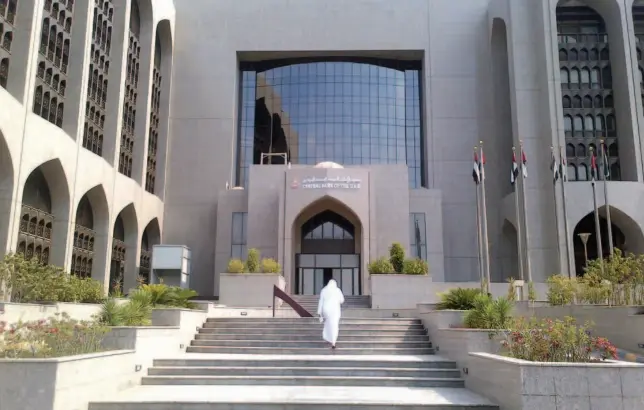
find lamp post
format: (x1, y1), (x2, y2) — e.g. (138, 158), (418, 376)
(578, 233), (591, 268)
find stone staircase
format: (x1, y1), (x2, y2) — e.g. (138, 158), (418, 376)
(89, 317), (498, 409)
(292, 294), (371, 311)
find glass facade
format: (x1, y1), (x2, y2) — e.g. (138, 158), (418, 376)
(230, 212), (247, 259)
(237, 58), (424, 188)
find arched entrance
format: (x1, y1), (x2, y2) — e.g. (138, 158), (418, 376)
(572, 206), (644, 275)
(295, 210), (361, 296)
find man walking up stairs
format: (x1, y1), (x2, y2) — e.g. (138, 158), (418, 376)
(89, 316), (498, 409)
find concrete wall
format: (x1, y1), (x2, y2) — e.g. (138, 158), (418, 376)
(467, 352), (644, 410)
(214, 164), (443, 297)
(0, 350), (138, 410)
(0, 301), (103, 323)
(166, 0), (495, 296)
(0, 0), (176, 293)
(218, 273), (286, 308)
(370, 274), (433, 310)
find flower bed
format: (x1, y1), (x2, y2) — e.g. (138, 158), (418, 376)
(0, 314), (110, 358)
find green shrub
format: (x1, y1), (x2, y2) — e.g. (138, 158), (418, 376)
(436, 287), (482, 310)
(98, 298), (151, 326)
(246, 248), (260, 273)
(463, 294), (513, 330)
(227, 259), (245, 273)
(261, 258), (281, 274)
(546, 274), (576, 306)
(368, 257), (395, 274)
(506, 277), (516, 302)
(402, 258), (428, 275)
(129, 283), (198, 309)
(0, 253), (104, 303)
(527, 281), (536, 302)
(389, 243), (405, 273)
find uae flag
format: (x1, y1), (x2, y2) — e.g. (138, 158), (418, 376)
(511, 151), (519, 185)
(521, 150), (528, 178)
(601, 144), (610, 181)
(551, 150), (560, 184)
(591, 150), (598, 181)
(559, 146), (568, 182)
(473, 151), (481, 185)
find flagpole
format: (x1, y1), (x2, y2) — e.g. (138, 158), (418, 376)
(475, 164), (485, 292)
(601, 139), (614, 256)
(480, 142), (491, 293)
(512, 146), (526, 282)
(559, 145), (575, 277)
(551, 146), (564, 277)
(519, 141), (533, 283)
(590, 147), (605, 276)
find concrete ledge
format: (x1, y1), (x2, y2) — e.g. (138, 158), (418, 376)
(416, 309), (465, 336)
(219, 273), (286, 308)
(370, 275), (432, 310)
(466, 352), (644, 410)
(0, 302), (102, 323)
(0, 350), (138, 410)
(151, 308), (208, 345)
(432, 328), (503, 373)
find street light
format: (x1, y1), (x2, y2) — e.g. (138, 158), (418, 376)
(578, 233), (591, 267)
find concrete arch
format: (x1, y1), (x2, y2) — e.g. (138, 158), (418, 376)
(141, 217), (161, 250)
(111, 202), (139, 293)
(290, 195), (365, 295)
(19, 158), (71, 266)
(73, 184), (110, 284)
(0, 127), (14, 254)
(498, 219), (519, 283)
(572, 205), (644, 274)
(152, 18), (173, 200)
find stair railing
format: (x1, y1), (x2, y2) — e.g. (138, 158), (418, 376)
(273, 285), (313, 318)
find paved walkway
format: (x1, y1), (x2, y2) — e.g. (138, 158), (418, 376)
(93, 385), (496, 406)
(171, 352), (447, 362)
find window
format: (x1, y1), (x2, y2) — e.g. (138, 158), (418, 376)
(409, 213), (427, 260)
(231, 212), (247, 259)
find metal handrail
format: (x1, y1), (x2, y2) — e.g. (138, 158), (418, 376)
(272, 285), (313, 318)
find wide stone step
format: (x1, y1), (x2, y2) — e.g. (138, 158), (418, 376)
(205, 318), (420, 325)
(153, 357), (455, 369)
(194, 333), (431, 342)
(148, 366), (461, 378)
(190, 340), (431, 349)
(88, 385), (499, 410)
(197, 327), (428, 336)
(186, 346), (435, 355)
(202, 323), (424, 331)
(141, 375), (464, 388)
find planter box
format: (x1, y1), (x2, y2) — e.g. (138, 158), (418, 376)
(466, 352), (644, 410)
(370, 274), (432, 309)
(0, 350), (137, 410)
(520, 305), (644, 354)
(219, 273), (286, 308)
(433, 328), (504, 371)
(151, 308), (208, 345)
(0, 302), (103, 324)
(416, 308), (466, 336)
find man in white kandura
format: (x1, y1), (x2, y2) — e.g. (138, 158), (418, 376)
(317, 279), (345, 350)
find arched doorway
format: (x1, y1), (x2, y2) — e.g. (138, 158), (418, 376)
(109, 203), (137, 294)
(72, 185), (109, 280)
(140, 218), (160, 284)
(110, 214), (126, 293)
(571, 206), (644, 275)
(18, 160), (70, 266)
(0, 129), (14, 254)
(295, 210), (360, 296)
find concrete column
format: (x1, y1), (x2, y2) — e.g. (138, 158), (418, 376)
(5, 0), (38, 102)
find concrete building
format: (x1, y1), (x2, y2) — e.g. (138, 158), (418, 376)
(4, 0), (644, 298)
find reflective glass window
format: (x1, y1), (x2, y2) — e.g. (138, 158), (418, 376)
(236, 58), (424, 188)
(230, 212), (247, 259)
(409, 212), (427, 261)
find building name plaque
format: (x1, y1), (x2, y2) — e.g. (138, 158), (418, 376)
(291, 176), (361, 189)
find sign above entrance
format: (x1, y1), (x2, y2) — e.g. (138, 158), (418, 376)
(291, 176), (362, 190)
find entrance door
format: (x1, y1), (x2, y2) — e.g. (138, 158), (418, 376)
(296, 254), (361, 295)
